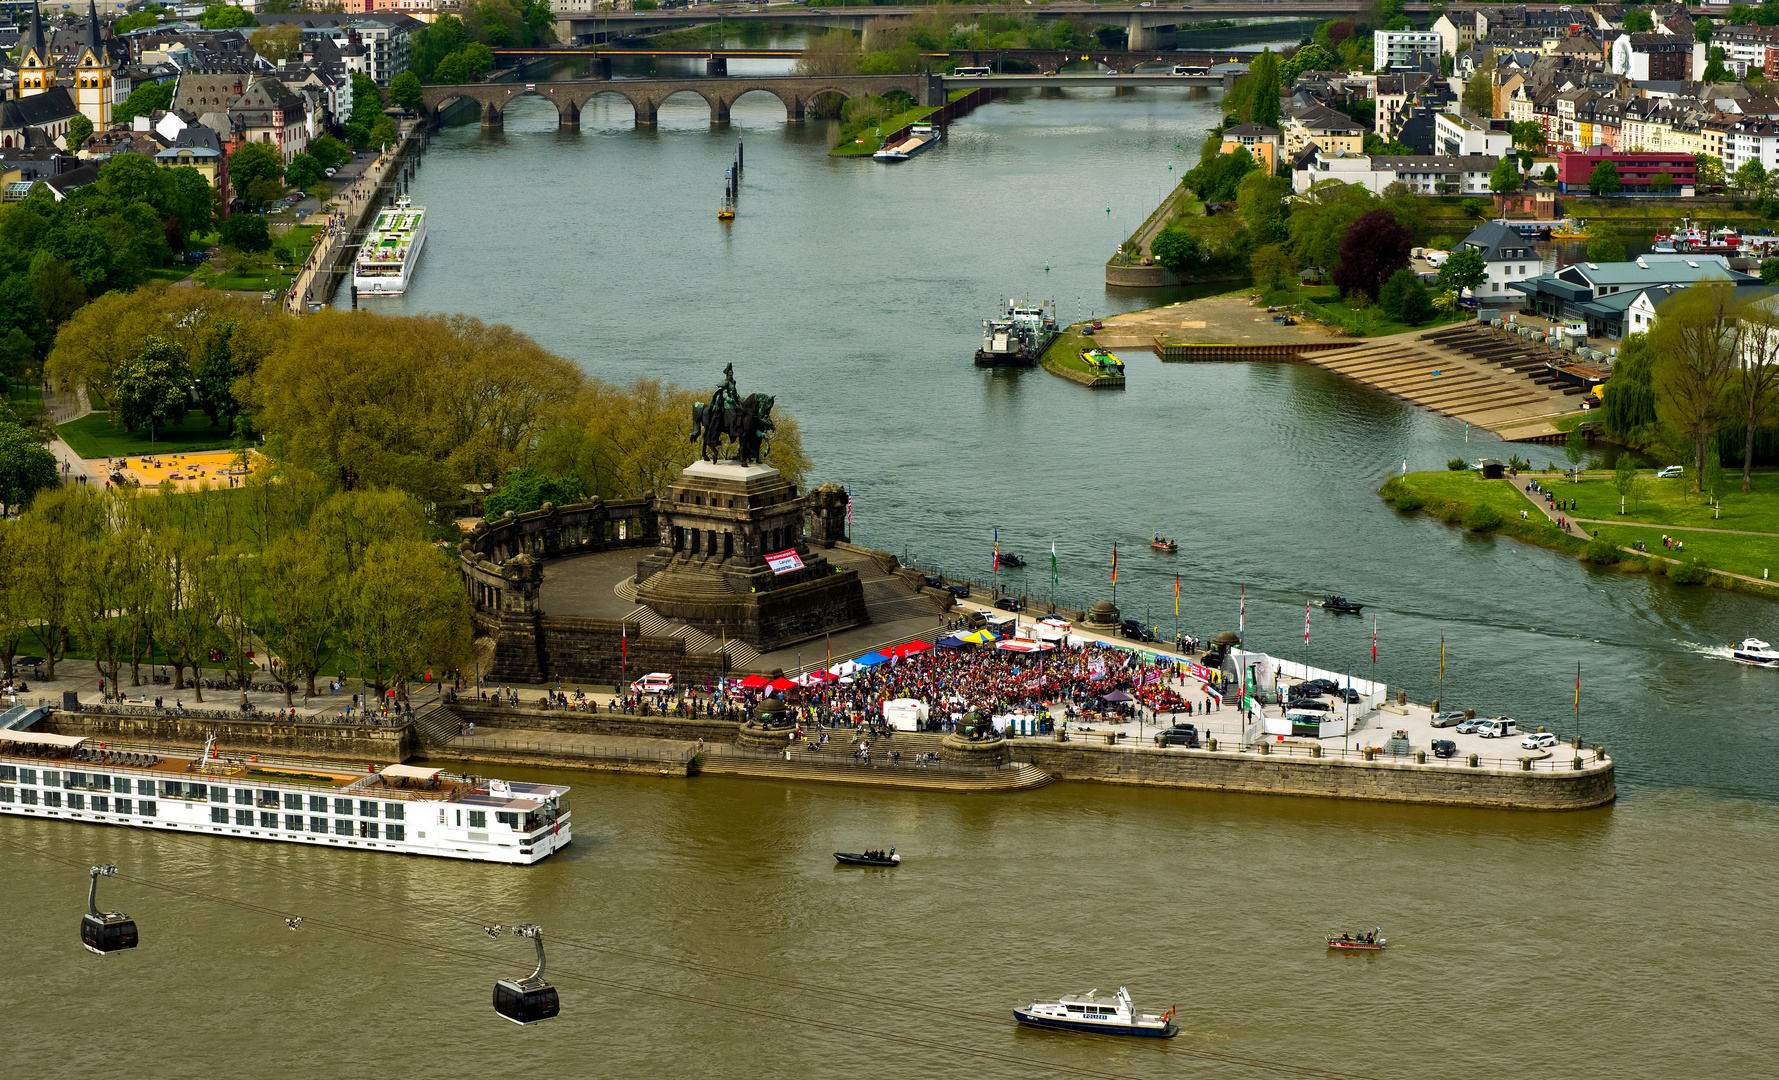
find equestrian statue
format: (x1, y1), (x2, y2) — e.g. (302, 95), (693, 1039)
(689, 363), (776, 466)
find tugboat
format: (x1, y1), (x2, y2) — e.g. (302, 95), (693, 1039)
(975, 298), (1059, 367)
(1320, 595), (1364, 614)
(1730, 638), (1779, 666)
(1327, 928), (1386, 951)
(835, 848), (900, 866)
(1014, 987), (1177, 1037)
(1080, 347), (1124, 375)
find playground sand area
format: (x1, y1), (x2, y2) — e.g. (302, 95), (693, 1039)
(92, 450), (269, 492)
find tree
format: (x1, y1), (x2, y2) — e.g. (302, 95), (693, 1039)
(0, 422), (57, 514)
(1586, 235), (1628, 263)
(261, 532), (335, 704)
(1150, 223), (1202, 275)
(230, 141), (283, 191)
(1489, 155), (1521, 215)
(1333, 208), (1411, 303)
(1735, 295), (1779, 491)
(200, 3), (254, 29)
(1762, 259), (1779, 284)
(1651, 171), (1674, 194)
(1623, 9), (1654, 31)
(1705, 46), (1728, 84)
(368, 114), (399, 151)
(15, 486), (106, 679)
(72, 525), (145, 702)
(483, 468), (583, 518)
(1734, 159), (1768, 201)
(1461, 61), (1495, 117)
(1542, 164), (1557, 184)
(337, 538), (471, 700)
(1651, 282), (1741, 492)
(112, 336), (189, 439)
(1602, 333), (1658, 442)
(1249, 243), (1297, 293)
(30, 254), (87, 328)
(1697, 16), (1714, 42)
(284, 152), (324, 191)
(221, 213), (272, 252)
(1282, 43), (1334, 81)
(390, 71), (424, 112)
(155, 532), (221, 700)
(1436, 247), (1487, 294)
(115, 81), (175, 122)
(1247, 50), (1282, 129)
(1729, 3), (1753, 25)
(307, 134), (351, 171)
(1697, 154), (1726, 190)
(1613, 452), (1638, 511)
(64, 114), (93, 150)
(1589, 159), (1622, 196)
(1379, 267), (1432, 325)
(795, 29), (861, 77)
(248, 22), (301, 62)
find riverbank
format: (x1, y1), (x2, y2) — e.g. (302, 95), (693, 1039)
(1381, 470), (1779, 598)
(1039, 324), (1125, 388)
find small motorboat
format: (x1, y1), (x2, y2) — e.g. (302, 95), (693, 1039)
(1327, 928), (1386, 951)
(835, 848), (899, 867)
(1730, 638), (1779, 666)
(1014, 987), (1176, 1038)
(1151, 535), (1177, 553)
(1000, 552), (1026, 569)
(1321, 595), (1363, 614)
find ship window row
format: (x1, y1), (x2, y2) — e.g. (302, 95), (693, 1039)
(1, 788), (151, 815)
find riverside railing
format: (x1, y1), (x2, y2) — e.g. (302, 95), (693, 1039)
(712, 744), (1022, 778)
(451, 734), (698, 766)
(1121, 738), (1609, 773)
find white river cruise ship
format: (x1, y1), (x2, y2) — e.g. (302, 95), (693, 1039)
(0, 729), (570, 865)
(353, 196), (426, 296)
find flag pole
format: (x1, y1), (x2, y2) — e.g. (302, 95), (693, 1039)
(1111, 542), (1118, 609)
(1575, 659), (1582, 748)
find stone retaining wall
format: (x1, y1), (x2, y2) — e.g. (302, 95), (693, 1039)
(1011, 739), (1615, 810)
(448, 704), (739, 744)
(43, 711), (418, 763)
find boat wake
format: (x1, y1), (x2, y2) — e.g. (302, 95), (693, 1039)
(1681, 642), (1734, 661)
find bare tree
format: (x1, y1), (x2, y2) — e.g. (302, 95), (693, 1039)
(1652, 281), (1740, 493)
(1735, 295), (1779, 492)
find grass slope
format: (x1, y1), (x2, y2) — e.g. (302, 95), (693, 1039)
(58, 411), (237, 458)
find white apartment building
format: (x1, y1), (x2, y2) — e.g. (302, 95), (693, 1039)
(1434, 111), (1514, 158)
(1374, 30), (1443, 73)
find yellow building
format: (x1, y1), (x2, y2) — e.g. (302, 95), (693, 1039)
(74, 1), (113, 129)
(18, 6), (51, 97)
(1220, 123), (1281, 173)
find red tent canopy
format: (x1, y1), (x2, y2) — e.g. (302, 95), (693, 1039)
(890, 640), (933, 659)
(737, 674), (772, 689)
(767, 677), (799, 692)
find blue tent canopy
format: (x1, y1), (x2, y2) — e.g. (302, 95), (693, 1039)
(854, 651), (890, 667)
(935, 636), (967, 649)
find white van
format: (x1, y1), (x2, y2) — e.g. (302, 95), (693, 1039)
(1475, 717), (1519, 739)
(631, 672), (675, 695)
(1656, 465), (1684, 479)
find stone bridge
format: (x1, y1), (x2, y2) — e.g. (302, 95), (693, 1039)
(421, 74), (940, 128)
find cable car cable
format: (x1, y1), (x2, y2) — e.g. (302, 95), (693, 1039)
(3, 838), (1392, 1080)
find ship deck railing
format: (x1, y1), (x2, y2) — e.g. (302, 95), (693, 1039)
(34, 736), (488, 798)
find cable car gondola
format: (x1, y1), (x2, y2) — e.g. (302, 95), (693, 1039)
(80, 865), (138, 956)
(487, 923), (559, 1025)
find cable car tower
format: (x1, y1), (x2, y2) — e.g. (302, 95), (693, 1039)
(486, 923), (559, 1025)
(81, 865), (138, 955)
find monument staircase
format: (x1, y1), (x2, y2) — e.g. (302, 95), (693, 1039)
(624, 604), (766, 670)
(410, 700), (466, 747)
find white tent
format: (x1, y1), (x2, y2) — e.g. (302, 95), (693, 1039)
(882, 698), (929, 731)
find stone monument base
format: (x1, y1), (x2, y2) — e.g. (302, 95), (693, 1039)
(735, 724), (797, 753)
(939, 733), (1008, 766)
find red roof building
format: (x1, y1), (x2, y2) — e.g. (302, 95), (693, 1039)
(1554, 145), (1694, 194)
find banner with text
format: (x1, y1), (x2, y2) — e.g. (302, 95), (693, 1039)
(766, 549), (805, 575)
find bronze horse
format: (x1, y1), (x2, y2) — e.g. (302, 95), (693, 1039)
(690, 393), (776, 466)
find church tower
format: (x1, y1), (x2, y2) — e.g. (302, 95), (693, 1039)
(74, 0), (113, 128)
(18, 5), (51, 99)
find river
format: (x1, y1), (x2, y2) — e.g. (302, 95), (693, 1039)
(4, 42), (1776, 1080)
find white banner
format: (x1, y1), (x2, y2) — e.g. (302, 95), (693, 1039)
(765, 549), (805, 574)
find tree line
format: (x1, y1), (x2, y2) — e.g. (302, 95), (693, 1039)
(0, 479), (470, 705)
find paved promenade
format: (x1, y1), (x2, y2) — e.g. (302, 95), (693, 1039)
(285, 124), (415, 314)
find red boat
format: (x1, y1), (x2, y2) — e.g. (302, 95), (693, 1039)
(1327, 930), (1386, 951)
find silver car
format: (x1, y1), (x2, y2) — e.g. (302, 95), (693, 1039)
(1430, 711), (1467, 728)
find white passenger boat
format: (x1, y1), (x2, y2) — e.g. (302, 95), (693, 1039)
(1730, 638), (1779, 666)
(1013, 987), (1176, 1037)
(353, 195), (426, 295)
(0, 730), (570, 865)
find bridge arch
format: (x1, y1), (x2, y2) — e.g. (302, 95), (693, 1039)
(725, 86), (802, 124)
(575, 87), (643, 127)
(426, 90), (491, 129)
(655, 86), (726, 127)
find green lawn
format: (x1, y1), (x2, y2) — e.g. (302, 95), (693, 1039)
(57, 410), (238, 458)
(205, 267), (295, 294)
(1295, 285), (1470, 339)
(830, 104), (938, 156)
(1042, 324), (1123, 378)
(1531, 468), (1779, 534)
(141, 265), (193, 284)
(1398, 471), (1544, 519)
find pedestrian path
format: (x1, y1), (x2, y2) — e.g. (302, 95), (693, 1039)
(1570, 517), (1779, 537)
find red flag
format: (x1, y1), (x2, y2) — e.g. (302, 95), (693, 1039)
(621, 622), (628, 673)
(1304, 600), (1311, 644)
(1372, 614), (1377, 664)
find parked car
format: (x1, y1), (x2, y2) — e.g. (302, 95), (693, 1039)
(1429, 711), (1467, 728)
(1455, 716), (1488, 734)
(1120, 619), (1155, 642)
(630, 672), (675, 695)
(1431, 739), (1458, 758)
(1289, 699), (1332, 713)
(1302, 678), (1340, 695)
(994, 597), (1022, 613)
(1656, 465), (1684, 479)
(1521, 731), (1559, 749)
(1476, 717), (1520, 739)
(921, 574), (945, 590)
(945, 583), (970, 599)
(1155, 723), (1198, 747)
(1331, 687), (1362, 703)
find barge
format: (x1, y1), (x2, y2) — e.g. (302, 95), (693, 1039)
(0, 730), (570, 865)
(976, 299), (1059, 367)
(874, 124), (938, 161)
